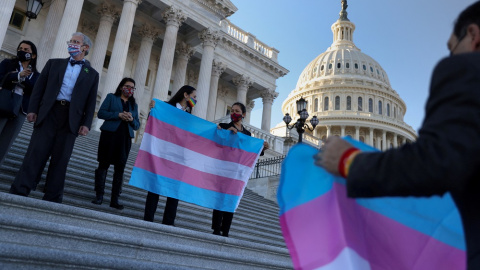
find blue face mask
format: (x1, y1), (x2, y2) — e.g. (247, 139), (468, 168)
(68, 44), (82, 57)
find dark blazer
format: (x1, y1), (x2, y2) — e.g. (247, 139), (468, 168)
(28, 58), (99, 134)
(98, 93), (140, 138)
(0, 58), (40, 113)
(347, 52), (480, 269)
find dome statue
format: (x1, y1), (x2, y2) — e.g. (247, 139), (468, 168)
(271, 1), (416, 151)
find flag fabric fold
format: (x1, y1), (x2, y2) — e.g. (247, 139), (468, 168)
(278, 139), (465, 270)
(129, 99), (264, 212)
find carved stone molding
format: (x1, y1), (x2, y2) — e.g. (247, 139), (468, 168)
(175, 42), (195, 60)
(261, 88), (279, 104)
(128, 43), (139, 55)
(138, 23), (160, 41)
(97, 2), (120, 22)
(162, 6), (187, 28)
(80, 19), (98, 36)
(211, 60), (226, 77)
(217, 85), (228, 98)
(199, 28), (220, 48)
(246, 100), (255, 111)
(232, 74), (253, 89)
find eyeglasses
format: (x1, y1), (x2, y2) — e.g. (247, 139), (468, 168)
(66, 40), (84, 45)
(123, 85), (136, 90)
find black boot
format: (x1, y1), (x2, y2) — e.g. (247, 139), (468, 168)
(91, 169), (107, 205)
(110, 172), (124, 210)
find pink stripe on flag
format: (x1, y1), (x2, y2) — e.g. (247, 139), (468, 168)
(146, 117), (258, 167)
(135, 150), (245, 196)
(280, 183), (465, 270)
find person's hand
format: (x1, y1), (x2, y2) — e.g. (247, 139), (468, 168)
(27, 113), (37, 123)
(78, 126), (89, 136)
(217, 125), (222, 130)
(314, 136), (354, 175)
(227, 126), (238, 134)
(149, 100), (155, 109)
(124, 111), (133, 122)
(263, 141), (269, 150)
(19, 69), (32, 78)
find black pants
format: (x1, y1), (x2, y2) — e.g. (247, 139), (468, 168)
(97, 161), (125, 176)
(144, 191), (178, 225)
(212, 210), (234, 236)
(10, 103), (76, 203)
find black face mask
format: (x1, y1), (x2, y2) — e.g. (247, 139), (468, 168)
(17, 51), (32, 62)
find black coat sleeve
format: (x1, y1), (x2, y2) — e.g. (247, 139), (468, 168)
(347, 53), (480, 198)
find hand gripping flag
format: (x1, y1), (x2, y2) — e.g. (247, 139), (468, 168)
(278, 138), (465, 270)
(129, 99), (264, 212)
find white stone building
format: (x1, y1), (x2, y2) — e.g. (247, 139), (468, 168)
(0, 0), (288, 154)
(271, 3), (416, 150)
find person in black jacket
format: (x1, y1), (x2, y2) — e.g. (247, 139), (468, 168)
(315, 2), (480, 269)
(143, 85), (197, 226)
(0, 40), (40, 166)
(212, 102), (268, 237)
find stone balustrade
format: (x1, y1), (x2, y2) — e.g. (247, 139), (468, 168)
(220, 19), (278, 62)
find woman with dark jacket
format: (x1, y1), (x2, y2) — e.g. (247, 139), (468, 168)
(212, 102), (268, 237)
(143, 85), (197, 226)
(91, 77), (140, 210)
(0, 40), (40, 166)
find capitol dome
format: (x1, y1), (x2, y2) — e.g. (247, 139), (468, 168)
(271, 2), (416, 149)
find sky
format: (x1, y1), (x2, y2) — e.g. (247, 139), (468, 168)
(228, 0), (475, 132)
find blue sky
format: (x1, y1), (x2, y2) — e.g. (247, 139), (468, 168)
(228, 0), (474, 132)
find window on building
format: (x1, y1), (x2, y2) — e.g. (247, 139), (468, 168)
(370, 66), (374, 72)
(328, 63), (332, 69)
(346, 63), (350, 69)
(394, 107), (397, 118)
(363, 64), (367, 70)
(358, 97), (363, 111)
(324, 97), (329, 111)
(321, 65), (324, 71)
(145, 69), (151, 86)
(9, 9), (26, 30)
(346, 96), (351, 110)
(387, 103), (390, 116)
(355, 63), (358, 69)
(103, 51), (112, 69)
(314, 98), (318, 112)
(226, 106), (232, 116)
(368, 98), (373, 112)
(335, 96), (340, 110)
(378, 101), (383, 115)
(337, 63), (341, 69)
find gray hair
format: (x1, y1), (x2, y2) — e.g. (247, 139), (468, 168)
(72, 32), (92, 56)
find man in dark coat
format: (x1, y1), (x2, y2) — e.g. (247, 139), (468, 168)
(315, 2), (480, 269)
(10, 32), (99, 203)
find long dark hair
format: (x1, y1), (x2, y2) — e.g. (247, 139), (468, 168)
(16, 40), (38, 73)
(167, 85), (196, 106)
(114, 77), (136, 106)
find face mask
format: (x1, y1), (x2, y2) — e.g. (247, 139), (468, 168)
(68, 44), (82, 57)
(17, 51), (32, 62)
(122, 87), (134, 98)
(231, 113), (243, 122)
(187, 97), (196, 108)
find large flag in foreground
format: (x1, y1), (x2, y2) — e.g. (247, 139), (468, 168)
(278, 139), (465, 270)
(129, 99), (264, 212)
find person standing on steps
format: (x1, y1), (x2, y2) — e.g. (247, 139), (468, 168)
(143, 85), (197, 226)
(9, 32), (99, 203)
(91, 77), (140, 210)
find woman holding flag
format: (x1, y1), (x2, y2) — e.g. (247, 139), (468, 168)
(143, 85), (197, 226)
(212, 102), (269, 237)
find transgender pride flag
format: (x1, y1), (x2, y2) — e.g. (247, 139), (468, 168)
(278, 139), (465, 270)
(129, 99), (264, 212)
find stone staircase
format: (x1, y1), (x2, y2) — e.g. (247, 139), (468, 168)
(0, 121), (292, 269)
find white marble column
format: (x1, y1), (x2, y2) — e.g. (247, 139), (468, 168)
(51, 0), (85, 59)
(382, 130), (387, 151)
(341, 126), (346, 137)
(194, 28), (220, 119)
(0, 0), (15, 51)
(37, 0), (66, 70)
(172, 42), (194, 96)
(355, 126), (360, 140)
(261, 88), (278, 131)
(233, 74), (253, 105)
(152, 6), (186, 101)
(90, 2), (119, 75)
(244, 100), (254, 124)
(393, 133), (398, 148)
(206, 60), (226, 121)
(99, 0), (141, 113)
(134, 24), (159, 118)
(376, 135), (381, 149)
(326, 125), (331, 138)
(369, 128), (374, 146)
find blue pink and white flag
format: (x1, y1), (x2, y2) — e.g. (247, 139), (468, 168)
(278, 139), (465, 270)
(129, 99), (264, 212)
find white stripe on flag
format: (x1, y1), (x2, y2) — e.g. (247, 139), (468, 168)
(141, 133), (253, 182)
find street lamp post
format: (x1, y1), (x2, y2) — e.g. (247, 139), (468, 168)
(283, 97), (319, 143)
(25, 0), (44, 21)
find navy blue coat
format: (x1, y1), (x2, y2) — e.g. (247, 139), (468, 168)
(98, 93), (140, 138)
